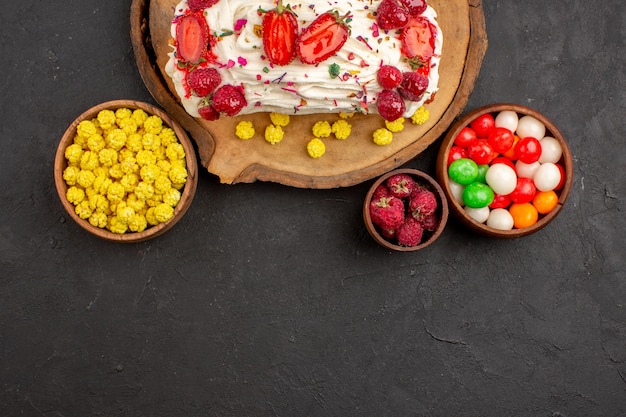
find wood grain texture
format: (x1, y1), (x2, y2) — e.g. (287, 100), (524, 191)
(131, 0), (487, 188)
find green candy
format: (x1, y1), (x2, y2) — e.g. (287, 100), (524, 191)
(476, 164), (489, 183)
(462, 182), (495, 208)
(448, 158), (478, 185)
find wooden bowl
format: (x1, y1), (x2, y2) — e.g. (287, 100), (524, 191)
(54, 100), (198, 243)
(435, 103), (574, 238)
(363, 169), (449, 252)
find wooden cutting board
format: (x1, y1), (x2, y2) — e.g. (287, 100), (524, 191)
(130, 0), (487, 188)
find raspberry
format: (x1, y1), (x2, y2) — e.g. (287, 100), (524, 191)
(380, 227), (396, 240)
(385, 173), (416, 199)
(370, 196), (405, 230)
(376, 0), (410, 31)
(187, 0), (219, 11)
(399, 71), (429, 101)
(377, 90), (406, 121)
(198, 103), (220, 121)
(377, 65), (403, 90)
(372, 184), (392, 201)
(409, 187), (438, 219)
(187, 67), (221, 97)
(419, 213), (439, 232)
(399, 0), (427, 16)
(211, 85), (247, 116)
(396, 216), (424, 247)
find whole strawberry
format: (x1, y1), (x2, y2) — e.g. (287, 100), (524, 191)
(386, 173), (416, 199)
(396, 216), (424, 246)
(187, 67), (221, 97)
(370, 196), (405, 230)
(187, 0), (219, 11)
(409, 187), (438, 219)
(211, 84), (247, 116)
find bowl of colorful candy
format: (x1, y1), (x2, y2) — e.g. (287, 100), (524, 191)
(435, 103), (573, 238)
(363, 169), (449, 251)
(54, 99), (198, 243)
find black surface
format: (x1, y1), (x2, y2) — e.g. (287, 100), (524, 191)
(1, 1), (625, 416)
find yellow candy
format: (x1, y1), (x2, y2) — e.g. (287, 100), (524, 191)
(373, 128), (393, 146)
(312, 121), (332, 138)
(62, 108), (189, 234)
(307, 138), (326, 159)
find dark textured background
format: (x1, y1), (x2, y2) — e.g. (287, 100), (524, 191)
(1, 1), (625, 416)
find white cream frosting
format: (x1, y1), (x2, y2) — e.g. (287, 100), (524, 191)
(165, 0), (443, 118)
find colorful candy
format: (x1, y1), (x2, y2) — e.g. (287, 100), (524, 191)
(447, 110), (564, 229)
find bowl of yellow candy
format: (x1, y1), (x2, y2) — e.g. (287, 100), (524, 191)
(54, 100), (198, 242)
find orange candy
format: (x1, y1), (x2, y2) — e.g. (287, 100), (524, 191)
(532, 190), (559, 214)
(502, 135), (520, 160)
(509, 202), (538, 229)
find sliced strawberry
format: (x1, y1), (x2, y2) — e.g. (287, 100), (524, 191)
(262, 0), (299, 66)
(175, 12), (210, 64)
(296, 10), (351, 65)
(400, 16), (436, 64)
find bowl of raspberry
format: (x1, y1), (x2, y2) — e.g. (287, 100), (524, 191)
(363, 169), (449, 251)
(435, 103), (574, 238)
(54, 100), (198, 243)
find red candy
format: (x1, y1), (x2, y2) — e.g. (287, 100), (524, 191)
(469, 113), (495, 138)
(514, 136), (542, 164)
(467, 139), (495, 165)
(509, 177), (537, 204)
(448, 146), (468, 166)
(487, 127), (515, 154)
(489, 193), (512, 209)
(491, 156), (516, 171)
(454, 126), (477, 147)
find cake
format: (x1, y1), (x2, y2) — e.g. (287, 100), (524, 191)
(165, 0), (443, 121)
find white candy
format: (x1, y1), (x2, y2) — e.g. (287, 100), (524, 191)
(515, 160), (541, 179)
(516, 115), (546, 140)
(533, 162), (561, 191)
(539, 136), (563, 164)
(449, 180), (465, 206)
(485, 163), (517, 195)
(495, 111), (519, 133)
(487, 208), (515, 230)
(464, 206), (490, 224)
